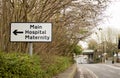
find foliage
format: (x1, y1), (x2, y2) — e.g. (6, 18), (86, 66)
(0, 52), (43, 78)
(94, 57), (101, 63)
(88, 39), (97, 50)
(42, 56), (73, 78)
(73, 45), (82, 55)
(38, 53), (73, 78)
(0, 52), (73, 78)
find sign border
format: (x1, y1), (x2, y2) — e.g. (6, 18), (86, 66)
(10, 22), (52, 42)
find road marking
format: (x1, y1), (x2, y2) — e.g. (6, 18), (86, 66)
(105, 64), (120, 70)
(102, 68), (106, 70)
(102, 73), (112, 77)
(107, 69), (115, 73)
(118, 73), (120, 75)
(84, 67), (99, 78)
(77, 67), (84, 78)
(89, 65), (99, 69)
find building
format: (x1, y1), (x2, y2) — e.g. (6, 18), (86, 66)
(82, 49), (94, 63)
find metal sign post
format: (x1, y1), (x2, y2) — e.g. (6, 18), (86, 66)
(29, 42), (33, 56)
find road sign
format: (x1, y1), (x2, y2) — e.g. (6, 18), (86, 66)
(10, 23), (52, 42)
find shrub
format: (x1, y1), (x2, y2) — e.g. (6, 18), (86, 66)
(74, 45), (82, 55)
(0, 52), (43, 78)
(41, 55), (73, 78)
(0, 52), (73, 78)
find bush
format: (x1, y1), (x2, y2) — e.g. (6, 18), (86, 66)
(0, 52), (43, 78)
(0, 52), (73, 78)
(74, 45), (82, 55)
(41, 55), (73, 78)
(38, 53), (73, 78)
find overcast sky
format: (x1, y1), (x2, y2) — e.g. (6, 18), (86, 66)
(101, 0), (120, 29)
(79, 0), (120, 49)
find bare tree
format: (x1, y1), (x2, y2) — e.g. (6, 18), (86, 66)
(0, 0), (109, 56)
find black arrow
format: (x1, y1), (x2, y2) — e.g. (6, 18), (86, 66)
(13, 29), (23, 35)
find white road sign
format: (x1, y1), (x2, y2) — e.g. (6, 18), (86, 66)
(10, 23), (52, 42)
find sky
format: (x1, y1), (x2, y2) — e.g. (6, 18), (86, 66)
(79, 0), (120, 49)
(101, 0), (120, 29)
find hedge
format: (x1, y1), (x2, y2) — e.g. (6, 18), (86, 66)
(43, 56), (73, 78)
(0, 52), (73, 78)
(0, 52), (43, 78)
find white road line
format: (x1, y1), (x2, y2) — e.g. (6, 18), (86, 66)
(105, 64), (120, 69)
(89, 65), (99, 69)
(118, 73), (120, 75)
(102, 73), (112, 77)
(78, 67), (84, 78)
(102, 68), (106, 70)
(84, 67), (99, 78)
(107, 69), (115, 73)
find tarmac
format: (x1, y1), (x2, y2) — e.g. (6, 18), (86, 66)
(53, 63), (120, 78)
(75, 63), (120, 78)
(113, 63), (120, 67)
(74, 64), (97, 78)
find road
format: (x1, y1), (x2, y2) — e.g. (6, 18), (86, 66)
(75, 64), (120, 78)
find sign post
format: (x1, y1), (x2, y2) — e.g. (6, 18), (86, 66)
(10, 23), (52, 56)
(29, 42), (33, 56)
